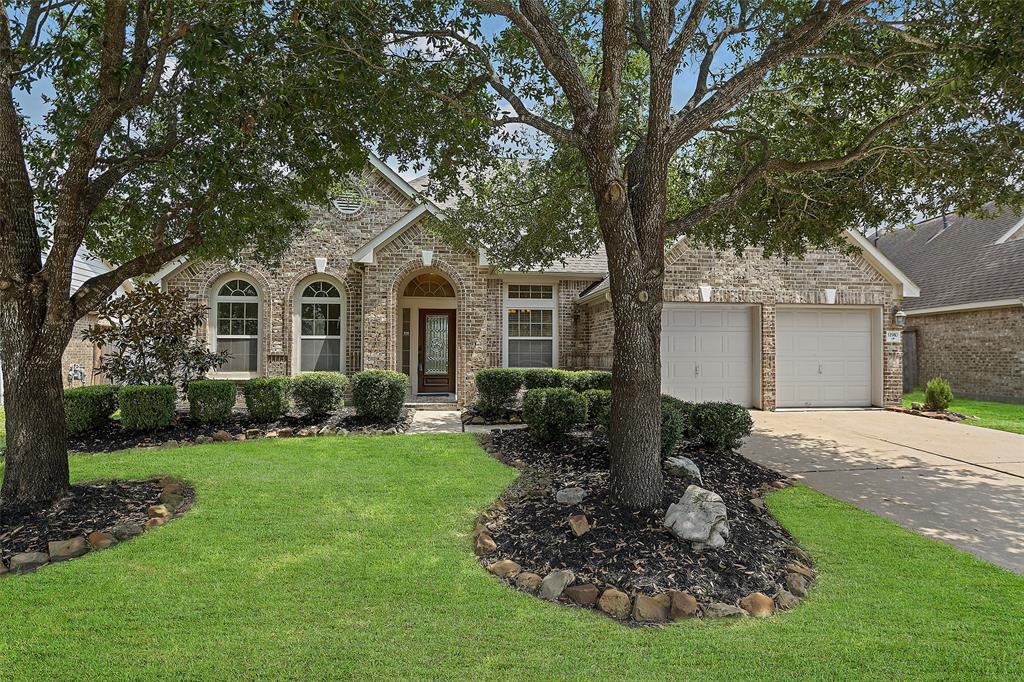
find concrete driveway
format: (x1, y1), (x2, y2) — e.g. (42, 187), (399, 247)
(740, 409), (1024, 573)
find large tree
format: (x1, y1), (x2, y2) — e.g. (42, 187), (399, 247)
(330, 0), (1024, 509)
(0, 0), (486, 508)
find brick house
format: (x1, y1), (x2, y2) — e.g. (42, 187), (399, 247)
(876, 206), (1024, 403)
(154, 154), (918, 409)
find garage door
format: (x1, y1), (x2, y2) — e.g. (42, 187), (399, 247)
(661, 305), (754, 407)
(776, 308), (873, 407)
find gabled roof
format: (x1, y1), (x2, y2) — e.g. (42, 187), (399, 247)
(875, 205), (1024, 311)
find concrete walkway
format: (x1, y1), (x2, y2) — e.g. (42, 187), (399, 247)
(406, 409), (526, 434)
(740, 409), (1024, 573)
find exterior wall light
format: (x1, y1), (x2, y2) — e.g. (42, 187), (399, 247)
(894, 309), (907, 327)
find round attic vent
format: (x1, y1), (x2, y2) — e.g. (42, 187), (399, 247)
(332, 187), (364, 217)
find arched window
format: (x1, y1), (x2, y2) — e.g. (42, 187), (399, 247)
(215, 278), (259, 373)
(403, 273), (455, 297)
(299, 280), (343, 372)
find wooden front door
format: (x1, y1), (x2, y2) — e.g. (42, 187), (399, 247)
(418, 309), (456, 393)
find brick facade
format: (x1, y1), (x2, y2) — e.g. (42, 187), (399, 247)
(904, 306), (1024, 402)
(60, 314), (107, 388)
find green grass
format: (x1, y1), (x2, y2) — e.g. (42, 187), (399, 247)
(904, 389), (1024, 435)
(1, 435), (1022, 679)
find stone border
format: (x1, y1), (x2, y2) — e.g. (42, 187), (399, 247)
(472, 480), (815, 625)
(886, 405), (977, 423)
(461, 408), (523, 427)
(0, 477), (193, 577)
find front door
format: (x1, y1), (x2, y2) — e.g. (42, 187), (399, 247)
(418, 309), (456, 393)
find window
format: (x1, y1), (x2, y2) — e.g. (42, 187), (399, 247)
(299, 281), (343, 372)
(215, 278), (259, 373)
(505, 284), (556, 368)
(404, 273), (455, 297)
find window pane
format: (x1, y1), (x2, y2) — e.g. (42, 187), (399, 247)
(244, 320), (258, 335)
(218, 338), (258, 372)
(508, 339), (553, 368)
(245, 302), (258, 319)
(508, 284), (553, 299)
(301, 338), (341, 371)
(301, 319), (314, 336)
(326, 320), (341, 337)
(231, 302), (244, 318)
(217, 319), (231, 335)
(508, 309), (553, 337)
(326, 303), (341, 320)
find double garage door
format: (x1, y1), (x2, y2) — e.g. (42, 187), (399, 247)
(660, 304), (874, 408)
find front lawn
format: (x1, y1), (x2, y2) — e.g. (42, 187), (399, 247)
(904, 389), (1024, 435)
(1, 435), (1022, 678)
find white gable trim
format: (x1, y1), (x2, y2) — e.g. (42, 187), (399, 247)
(993, 215), (1024, 245)
(844, 229), (920, 298)
(352, 203), (434, 264)
(367, 152), (423, 202)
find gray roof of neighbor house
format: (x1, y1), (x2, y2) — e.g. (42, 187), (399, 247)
(874, 205), (1024, 311)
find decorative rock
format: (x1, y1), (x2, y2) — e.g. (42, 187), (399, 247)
(704, 602), (747, 618)
(515, 572), (543, 594)
(162, 480), (185, 496)
(319, 426), (336, 436)
(539, 569), (574, 601)
(663, 485), (730, 550)
(470, 416), (487, 425)
(265, 430), (278, 438)
(0, 562), (7, 576)
(160, 493), (184, 511)
(87, 531), (117, 549)
(148, 504), (172, 520)
(785, 572), (810, 598)
(245, 428), (263, 439)
(111, 522), (144, 540)
(749, 497), (766, 512)
(738, 592), (775, 617)
(144, 517), (166, 529)
(785, 561), (815, 579)
(161, 439), (180, 448)
(487, 559), (522, 579)
(668, 590), (700, 620)
(474, 532), (497, 556)
(598, 588), (632, 619)
(508, 414), (523, 424)
(9, 552), (49, 573)
(776, 589), (801, 610)
(568, 514), (590, 537)
(278, 427), (294, 438)
(195, 435), (214, 445)
(555, 487), (586, 505)
(234, 434), (246, 441)
(212, 429), (232, 442)
(564, 583), (600, 607)
(664, 456), (702, 485)
(632, 594), (670, 623)
(48, 537), (89, 562)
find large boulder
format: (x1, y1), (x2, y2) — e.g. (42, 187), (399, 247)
(663, 485), (730, 550)
(598, 588), (632, 619)
(9, 552), (49, 573)
(664, 456), (702, 485)
(47, 537), (89, 562)
(540, 570), (574, 601)
(632, 594), (670, 623)
(556, 487), (586, 505)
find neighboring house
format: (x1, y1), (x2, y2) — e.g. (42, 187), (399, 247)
(153, 154), (918, 409)
(876, 206), (1024, 402)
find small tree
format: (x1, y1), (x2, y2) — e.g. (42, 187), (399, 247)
(83, 283), (227, 392)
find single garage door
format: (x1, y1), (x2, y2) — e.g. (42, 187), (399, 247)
(661, 305), (754, 407)
(776, 308), (873, 407)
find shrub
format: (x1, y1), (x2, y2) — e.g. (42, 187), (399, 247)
(475, 368), (524, 415)
(186, 380), (237, 423)
(245, 377), (291, 422)
(351, 370), (408, 422)
(581, 388), (612, 425)
(291, 372), (349, 417)
(118, 385), (177, 430)
(565, 370), (613, 392)
(64, 385), (117, 434)
(522, 387), (587, 443)
(521, 368), (570, 389)
(687, 402), (753, 451)
(659, 396), (687, 457)
(924, 377), (954, 411)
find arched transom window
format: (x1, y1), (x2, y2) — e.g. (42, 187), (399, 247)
(299, 281), (343, 372)
(215, 278), (259, 373)
(403, 273), (455, 297)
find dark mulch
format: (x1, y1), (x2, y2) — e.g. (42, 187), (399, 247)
(0, 478), (190, 561)
(482, 429), (802, 603)
(66, 407), (414, 453)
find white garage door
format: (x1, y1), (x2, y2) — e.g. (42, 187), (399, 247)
(661, 305), (754, 407)
(776, 308), (873, 408)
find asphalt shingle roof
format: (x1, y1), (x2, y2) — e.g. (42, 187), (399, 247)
(874, 206), (1024, 310)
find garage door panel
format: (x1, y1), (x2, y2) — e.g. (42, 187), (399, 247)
(661, 305), (754, 408)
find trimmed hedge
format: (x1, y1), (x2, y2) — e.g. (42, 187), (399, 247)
(589, 391), (687, 457)
(521, 368), (570, 389)
(118, 385), (177, 430)
(351, 370), (408, 422)
(581, 388), (612, 425)
(687, 401), (753, 451)
(64, 385), (117, 435)
(292, 372), (349, 417)
(924, 376), (954, 411)
(186, 380), (237, 423)
(245, 377), (291, 422)
(565, 370), (613, 392)
(475, 368), (524, 416)
(523, 387), (587, 443)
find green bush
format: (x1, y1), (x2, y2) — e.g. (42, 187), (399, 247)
(291, 372), (349, 417)
(565, 370), (613, 392)
(522, 387), (587, 443)
(659, 396), (687, 457)
(687, 402), (753, 451)
(186, 380), (237, 423)
(351, 370), (408, 422)
(521, 368), (570, 389)
(581, 388), (612, 425)
(924, 377), (954, 411)
(244, 377), (291, 422)
(64, 385), (117, 435)
(118, 385), (177, 431)
(475, 368), (524, 415)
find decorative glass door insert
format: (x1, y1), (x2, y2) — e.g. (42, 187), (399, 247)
(424, 314), (449, 375)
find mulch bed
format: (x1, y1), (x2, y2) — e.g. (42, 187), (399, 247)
(0, 478), (189, 561)
(66, 408), (414, 453)
(482, 429), (801, 604)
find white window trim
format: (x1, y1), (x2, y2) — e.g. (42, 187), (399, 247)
(208, 274), (262, 379)
(503, 283), (558, 368)
(292, 276), (347, 375)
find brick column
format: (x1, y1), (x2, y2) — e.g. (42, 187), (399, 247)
(760, 303), (776, 410)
